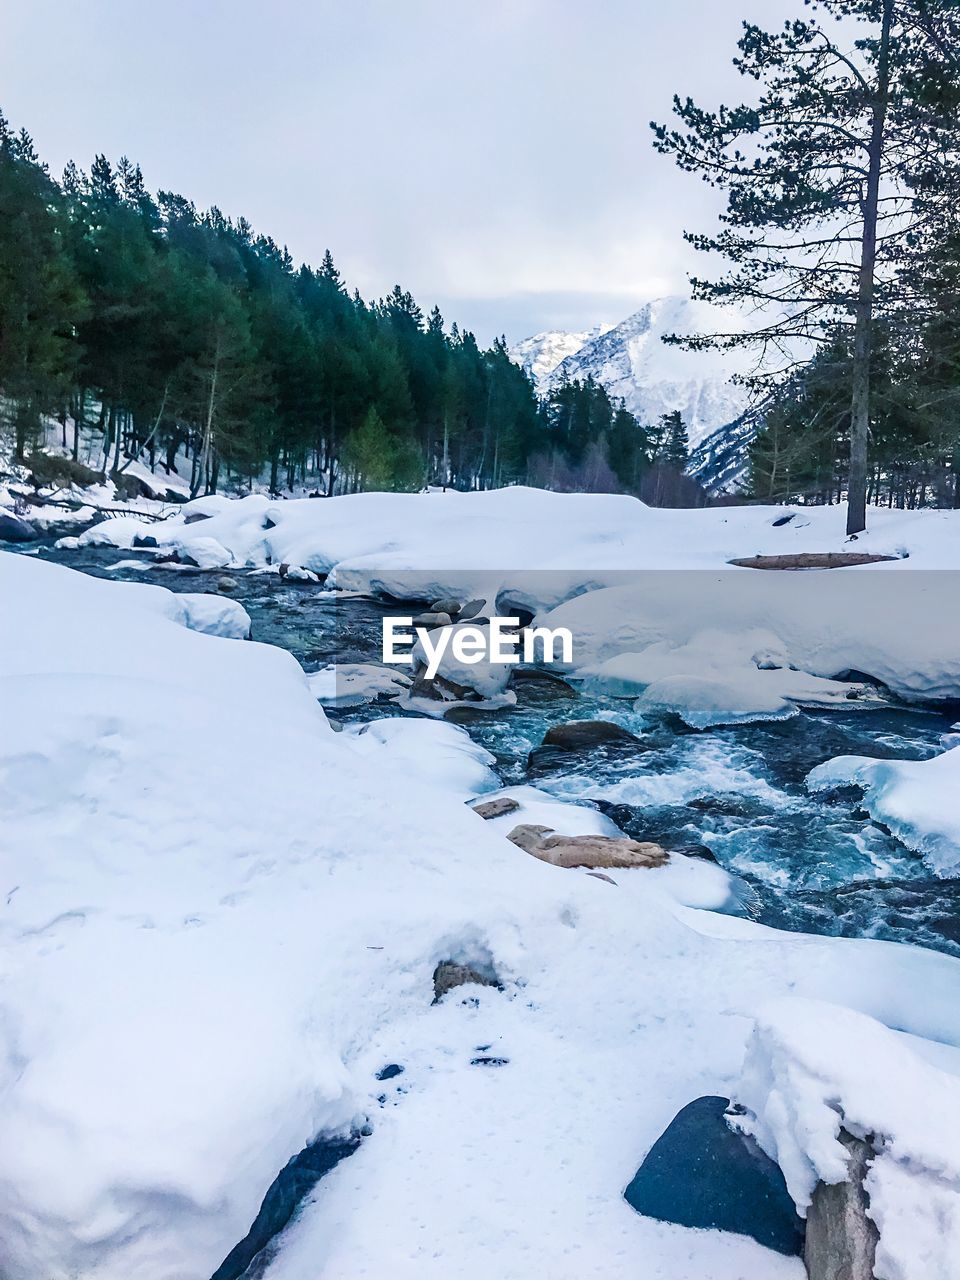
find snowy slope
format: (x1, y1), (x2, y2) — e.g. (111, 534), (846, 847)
(5, 543), (960, 1278)
(511, 297), (754, 455)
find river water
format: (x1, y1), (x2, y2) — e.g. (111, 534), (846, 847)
(18, 540), (960, 959)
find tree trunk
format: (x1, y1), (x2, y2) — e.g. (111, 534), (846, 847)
(846, 0), (893, 536)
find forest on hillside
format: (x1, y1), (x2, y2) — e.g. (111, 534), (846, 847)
(0, 110), (698, 504)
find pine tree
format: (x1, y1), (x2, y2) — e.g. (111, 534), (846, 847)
(652, 0), (960, 533)
(661, 410), (689, 471)
(0, 111), (86, 458)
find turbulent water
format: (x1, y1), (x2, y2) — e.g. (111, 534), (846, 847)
(21, 542), (960, 959)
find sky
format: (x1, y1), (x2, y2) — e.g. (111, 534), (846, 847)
(0, 0), (791, 345)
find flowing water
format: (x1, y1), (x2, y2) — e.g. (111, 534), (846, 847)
(19, 541), (960, 959)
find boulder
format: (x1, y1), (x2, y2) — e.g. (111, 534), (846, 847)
(412, 611), (453, 628)
(528, 719), (645, 777)
(624, 1096), (805, 1257)
(217, 576), (239, 593)
(507, 823), (668, 869)
(430, 598), (462, 616)
(183, 511), (212, 525)
(804, 1130), (878, 1280)
(472, 796), (521, 820)
(458, 598), (487, 620)
(0, 512), (37, 542)
(132, 533), (159, 549)
(543, 720), (643, 750)
(432, 960), (502, 1002)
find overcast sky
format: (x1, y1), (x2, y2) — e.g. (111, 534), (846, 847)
(1, 0), (791, 344)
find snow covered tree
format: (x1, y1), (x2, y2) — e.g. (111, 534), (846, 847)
(652, 0), (960, 533)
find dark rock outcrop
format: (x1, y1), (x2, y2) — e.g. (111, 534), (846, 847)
(0, 512), (37, 542)
(624, 1096), (805, 1257)
(210, 1132), (361, 1280)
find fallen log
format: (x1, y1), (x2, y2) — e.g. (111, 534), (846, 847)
(729, 552), (899, 570)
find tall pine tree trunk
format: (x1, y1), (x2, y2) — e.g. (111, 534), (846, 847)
(847, 0), (893, 536)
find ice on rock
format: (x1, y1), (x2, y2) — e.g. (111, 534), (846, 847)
(808, 748), (960, 876)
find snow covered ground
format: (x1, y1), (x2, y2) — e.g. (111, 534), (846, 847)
(4, 518), (960, 1279)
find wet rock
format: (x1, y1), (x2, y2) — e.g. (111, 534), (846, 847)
(217, 576), (239, 593)
(0, 512), (37, 542)
(624, 1096), (804, 1257)
(510, 668), (579, 700)
(543, 720), (642, 751)
(472, 796), (521, 820)
(430, 598), (462, 616)
(804, 1130), (878, 1280)
(507, 823), (668, 869)
(210, 1132), (361, 1280)
(183, 511), (211, 524)
(528, 719), (645, 777)
(433, 960), (502, 1001)
(132, 533), (159, 549)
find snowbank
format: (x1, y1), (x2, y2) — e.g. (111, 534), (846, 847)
(74, 487), (960, 584)
(5, 547), (960, 1279)
(735, 997), (960, 1280)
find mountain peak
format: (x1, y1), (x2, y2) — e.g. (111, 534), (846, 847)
(510, 295), (751, 449)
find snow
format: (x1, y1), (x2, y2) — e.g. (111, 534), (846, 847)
(734, 997), (960, 1280)
(807, 748), (960, 876)
(308, 663), (412, 708)
(6, 493), (960, 1278)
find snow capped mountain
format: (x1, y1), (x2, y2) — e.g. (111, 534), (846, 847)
(511, 297), (758, 490)
(511, 324), (611, 387)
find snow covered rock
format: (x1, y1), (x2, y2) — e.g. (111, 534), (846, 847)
(733, 997), (960, 1280)
(807, 748), (960, 876)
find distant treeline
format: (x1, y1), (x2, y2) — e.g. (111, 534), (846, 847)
(0, 109), (702, 503)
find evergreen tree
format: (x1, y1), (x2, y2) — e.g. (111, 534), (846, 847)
(652, 0), (960, 533)
(661, 410), (689, 471)
(0, 112), (85, 458)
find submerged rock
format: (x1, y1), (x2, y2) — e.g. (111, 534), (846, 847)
(507, 823), (668, 869)
(624, 1096), (804, 1257)
(217, 576), (239, 593)
(804, 1130), (878, 1280)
